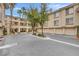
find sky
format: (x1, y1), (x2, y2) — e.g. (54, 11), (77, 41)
(5, 3), (71, 17)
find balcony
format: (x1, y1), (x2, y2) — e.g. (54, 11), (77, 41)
(11, 22), (19, 26)
(20, 22), (27, 26)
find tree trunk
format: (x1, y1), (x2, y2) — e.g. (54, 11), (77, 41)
(41, 24), (44, 36)
(32, 24), (35, 35)
(10, 9), (13, 34)
(32, 26), (34, 35)
(32, 23), (36, 35)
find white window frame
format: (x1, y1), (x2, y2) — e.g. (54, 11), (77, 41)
(54, 12), (60, 18)
(66, 7), (74, 15)
(54, 20), (59, 26)
(66, 17), (74, 25)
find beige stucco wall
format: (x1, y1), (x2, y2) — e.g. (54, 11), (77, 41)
(43, 29), (53, 33)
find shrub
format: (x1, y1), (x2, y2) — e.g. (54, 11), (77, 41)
(33, 33), (37, 35)
(3, 28), (7, 35)
(37, 33), (45, 37)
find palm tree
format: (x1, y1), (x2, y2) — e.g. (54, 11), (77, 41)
(17, 7), (26, 19)
(8, 3), (16, 34)
(21, 7), (26, 19)
(0, 3), (16, 35)
(39, 3), (49, 36)
(26, 7), (39, 35)
(0, 3), (7, 35)
(17, 9), (22, 18)
(4, 3), (15, 33)
(0, 3), (11, 35)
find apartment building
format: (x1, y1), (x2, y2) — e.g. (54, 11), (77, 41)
(43, 3), (79, 35)
(4, 16), (31, 35)
(0, 15), (31, 36)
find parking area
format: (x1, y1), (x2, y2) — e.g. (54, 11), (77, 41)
(0, 33), (79, 56)
(45, 33), (79, 45)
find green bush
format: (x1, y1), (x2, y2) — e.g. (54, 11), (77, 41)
(3, 28), (7, 35)
(37, 33), (45, 37)
(33, 33), (37, 35)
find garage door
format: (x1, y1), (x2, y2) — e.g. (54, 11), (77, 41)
(64, 28), (76, 35)
(55, 29), (64, 34)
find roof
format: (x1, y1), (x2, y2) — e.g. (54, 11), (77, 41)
(52, 3), (79, 13)
(5, 15), (26, 21)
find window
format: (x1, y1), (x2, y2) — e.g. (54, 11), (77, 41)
(66, 8), (74, 15)
(28, 23), (31, 26)
(54, 12), (60, 18)
(20, 23), (23, 26)
(66, 17), (73, 25)
(54, 20), (59, 26)
(15, 22), (18, 25)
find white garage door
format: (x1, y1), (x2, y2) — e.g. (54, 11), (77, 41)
(65, 28), (76, 35)
(55, 29), (64, 34)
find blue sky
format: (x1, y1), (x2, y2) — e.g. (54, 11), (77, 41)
(5, 3), (71, 17)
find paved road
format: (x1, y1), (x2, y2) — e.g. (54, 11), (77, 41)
(0, 33), (79, 56)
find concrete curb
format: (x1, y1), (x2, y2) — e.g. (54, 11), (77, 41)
(29, 34), (49, 40)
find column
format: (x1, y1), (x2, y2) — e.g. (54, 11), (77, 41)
(18, 21), (20, 33)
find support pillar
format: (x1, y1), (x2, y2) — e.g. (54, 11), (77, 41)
(6, 28), (10, 35)
(26, 28), (28, 32)
(18, 28), (20, 33)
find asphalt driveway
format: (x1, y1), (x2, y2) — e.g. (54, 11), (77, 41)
(45, 33), (79, 45)
(0, 33), (79, 56)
